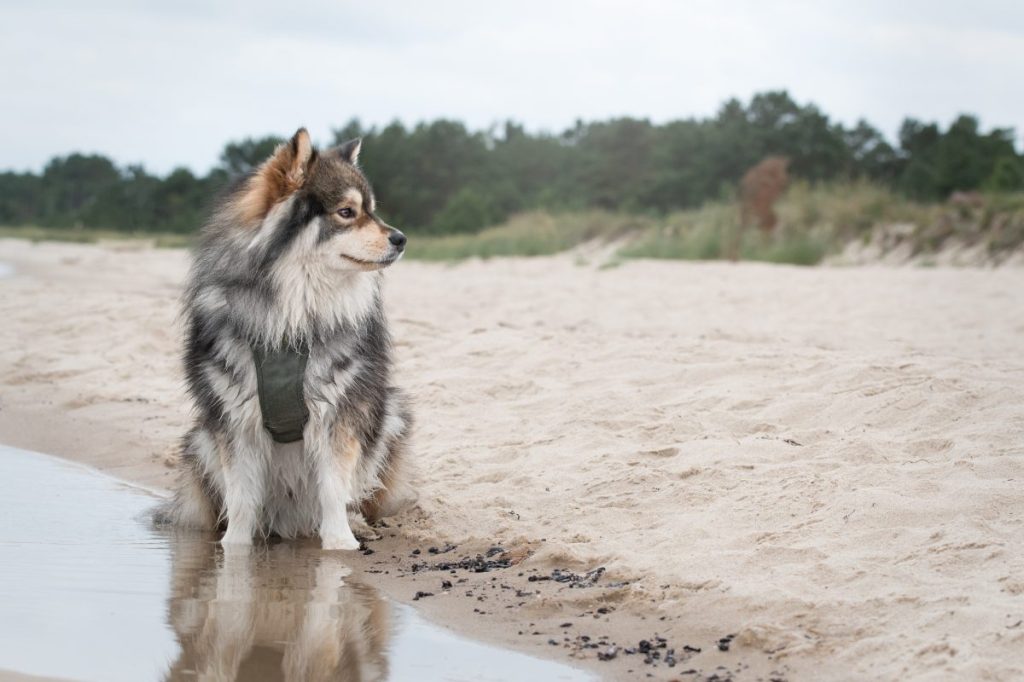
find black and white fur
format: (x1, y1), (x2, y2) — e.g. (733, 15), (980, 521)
(159, 128), (415, 550)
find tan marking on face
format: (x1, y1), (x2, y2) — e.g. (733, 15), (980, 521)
(331, 219), (395, 270)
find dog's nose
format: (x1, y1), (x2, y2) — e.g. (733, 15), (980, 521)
(389, 231), (407, 250)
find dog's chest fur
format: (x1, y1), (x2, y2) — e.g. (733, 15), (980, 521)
(185, 262), (394, 534)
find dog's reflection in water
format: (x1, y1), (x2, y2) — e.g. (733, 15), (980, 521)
(163, 534), (391, 681)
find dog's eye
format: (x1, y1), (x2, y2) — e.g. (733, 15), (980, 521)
(337, 207), (356, 219)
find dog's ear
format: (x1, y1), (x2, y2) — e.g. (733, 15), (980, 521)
(269, 127), (316, 186)
(234, 128), (317, 224)
(334, 137), (362, 165)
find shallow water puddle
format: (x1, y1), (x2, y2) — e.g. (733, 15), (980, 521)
(0, 446), (592, 681)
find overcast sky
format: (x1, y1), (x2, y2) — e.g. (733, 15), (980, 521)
(2, 0), (1022, 175)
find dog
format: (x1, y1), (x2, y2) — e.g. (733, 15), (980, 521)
(157, 128), (415, 550)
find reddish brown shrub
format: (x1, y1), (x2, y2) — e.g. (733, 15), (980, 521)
(740, 156), (790, 233)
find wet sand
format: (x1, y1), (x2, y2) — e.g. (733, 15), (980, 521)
(1, 238), (1023, 680)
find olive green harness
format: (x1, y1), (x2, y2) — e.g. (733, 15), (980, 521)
(252, 342), (309, 443)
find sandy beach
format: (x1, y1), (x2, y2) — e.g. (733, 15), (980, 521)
(1, 237), (1022, 680)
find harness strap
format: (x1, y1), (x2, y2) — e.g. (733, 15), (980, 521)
(251, 341), (310, 443)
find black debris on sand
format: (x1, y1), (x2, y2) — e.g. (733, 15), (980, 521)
(428, 543), (459, 555)
(375, 542), (780, 678)
(411, 550), (514, 575)
(527, 566), (611, 588)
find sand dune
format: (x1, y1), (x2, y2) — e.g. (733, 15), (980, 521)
(1, 238), (1022, 680)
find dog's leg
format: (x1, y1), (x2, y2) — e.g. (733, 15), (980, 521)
(361, 389), (416, 524)
(360, 438), (417, 524)
(320, 431), (361, 551)
(307, 417), (361, 550)
(220, 429), (270, 546)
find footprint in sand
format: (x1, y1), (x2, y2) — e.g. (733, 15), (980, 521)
(641, 447), (679, 458)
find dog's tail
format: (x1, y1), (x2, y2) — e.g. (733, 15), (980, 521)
(152, 478), (220, 530)
(152, 428), (224, 530)
(151, 498), (175, 527)
(151, 446), (221, 530)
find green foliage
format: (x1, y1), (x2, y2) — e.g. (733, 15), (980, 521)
(2, 91), (1023, 241)
(897, 115), (1021, 199)
(1, 154), (226, 234)
(985, 157), (1024, 192)
(430, 188), (498, 234)
(0, 171), (42, 225)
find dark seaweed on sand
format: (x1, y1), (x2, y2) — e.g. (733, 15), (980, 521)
(528, 566), (608, 588)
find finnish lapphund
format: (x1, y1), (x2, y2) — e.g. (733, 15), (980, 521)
(158, 128), (415, 550)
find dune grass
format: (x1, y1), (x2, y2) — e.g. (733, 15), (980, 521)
(0, 225), (194, 248)
(413, 182), (1023, 266)
(408, 182), (933, 265)
(618, 203), (832, 266)
(406, 210), (653, 261)
(620, 181), (940, 265)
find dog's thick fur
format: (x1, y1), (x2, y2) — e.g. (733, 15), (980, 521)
(158, 128), (415, 550)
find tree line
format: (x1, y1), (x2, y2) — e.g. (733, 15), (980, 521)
(1, 91), (1021, 235)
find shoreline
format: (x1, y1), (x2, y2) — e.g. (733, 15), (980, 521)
(1, 443), (599, 682)
(0, 401), (734, 682)
(2, 238), (1023, 680)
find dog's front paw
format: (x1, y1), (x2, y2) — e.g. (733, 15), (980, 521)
(221, 528), (254, 547)
(321, 530), (360, 551)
